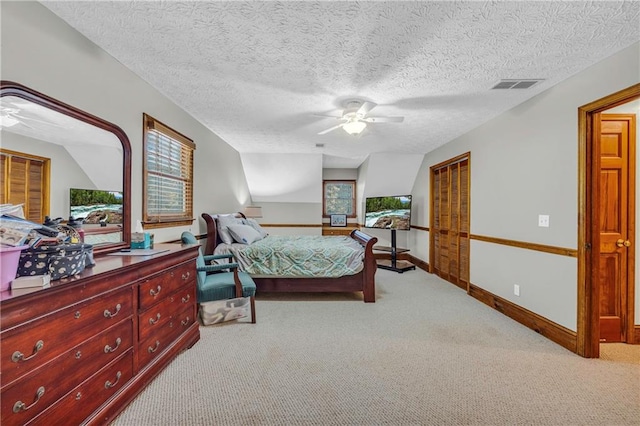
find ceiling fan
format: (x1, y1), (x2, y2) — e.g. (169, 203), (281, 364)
(0, 104), (64, 129)
(316, 100), (404, 136)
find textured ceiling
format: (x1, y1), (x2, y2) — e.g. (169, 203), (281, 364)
(41, 1), (640, 168)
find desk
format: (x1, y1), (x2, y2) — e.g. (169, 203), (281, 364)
(374, 245), (416, 273)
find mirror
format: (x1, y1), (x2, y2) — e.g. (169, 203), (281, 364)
(0, 81), (131, 253)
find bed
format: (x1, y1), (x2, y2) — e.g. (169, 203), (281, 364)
(201, 212), (378, 302)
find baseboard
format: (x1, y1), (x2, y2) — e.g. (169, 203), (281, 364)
(468, 284), (577, 353)
(407, 254), (429, 272)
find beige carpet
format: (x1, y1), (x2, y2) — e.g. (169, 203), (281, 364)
(600, 343), (640, 365)
(112, 269), (640, 425)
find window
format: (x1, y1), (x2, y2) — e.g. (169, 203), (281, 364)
(143, 114), (195, 228)
(323, 180), (356, 218)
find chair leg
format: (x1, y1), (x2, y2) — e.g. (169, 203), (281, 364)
(250, 295), (256, 324)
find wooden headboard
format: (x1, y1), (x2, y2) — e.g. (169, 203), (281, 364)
(201, 212), (246, 255)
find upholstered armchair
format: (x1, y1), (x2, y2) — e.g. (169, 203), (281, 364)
(181, 231), (256, 324)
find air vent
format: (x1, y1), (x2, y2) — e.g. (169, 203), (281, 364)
(491, 79), (544, 90)
(315, 143), (324, 148)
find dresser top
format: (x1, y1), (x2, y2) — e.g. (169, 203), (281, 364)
(1, 243), (198, 303)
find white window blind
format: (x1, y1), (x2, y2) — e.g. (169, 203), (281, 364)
(143, 114), (195, 227)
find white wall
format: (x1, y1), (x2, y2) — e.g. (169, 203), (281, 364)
(361, 153), (423, 198)
(356, 154), (424, 247)
(410, 42), (640, 331)
(1, 2), (250, 242)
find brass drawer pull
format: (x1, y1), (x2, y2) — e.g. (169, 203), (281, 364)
(13, 386), (45, 413)
(181, 294), (190, 303)
(12, 340), (44, 363)
(148, 340), (160, 353)
(74, 311), (81, 319)
(75, 350), (82, 359)
(104, 303), (122, 318)
(104, 337), (122, 354)
(149, 313), (161, 325)
(149, 285), (162, 297)
(181, 317), (190, 326)
(181, 271), (191, 280)
(104, 371), (122, 389)
(75, 392), (82, 400)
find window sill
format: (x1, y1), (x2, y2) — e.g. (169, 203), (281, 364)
(142, 218), (195, 229)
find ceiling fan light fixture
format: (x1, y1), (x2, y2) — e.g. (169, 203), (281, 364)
(343, 120), (366, 135)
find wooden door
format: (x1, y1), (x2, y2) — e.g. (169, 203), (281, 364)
(0, 149), (50, 223)
(597, 113), (635, 343)
(430, 154), (470, 290)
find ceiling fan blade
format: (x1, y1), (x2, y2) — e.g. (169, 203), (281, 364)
(363, 116), (404, 123)
(357, 101), (377, 116)
(317, 123), (345, 135)
(312, 113), (343, 119)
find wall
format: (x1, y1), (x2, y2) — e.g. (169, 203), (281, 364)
(357, 153), (423, 247)
(410, 42), (640, 331)
(1, 2), (250, 242)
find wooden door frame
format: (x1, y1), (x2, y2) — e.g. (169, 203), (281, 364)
(578, 83), (640, 357)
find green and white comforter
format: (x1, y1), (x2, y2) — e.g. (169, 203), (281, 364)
(214, 235), (364, 277)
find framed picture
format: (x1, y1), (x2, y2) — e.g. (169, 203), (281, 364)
(330, 214), (347, 227)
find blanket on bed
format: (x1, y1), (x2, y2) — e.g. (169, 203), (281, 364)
(214, 235), (364, 277)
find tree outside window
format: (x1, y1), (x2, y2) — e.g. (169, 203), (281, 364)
(323, 180), (356, 218)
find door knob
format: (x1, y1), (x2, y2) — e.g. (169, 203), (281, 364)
(616, 239), (632, 248)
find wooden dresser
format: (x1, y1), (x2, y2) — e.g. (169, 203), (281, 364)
(0, 243), (200, 425)
(322, 225), (360, 236)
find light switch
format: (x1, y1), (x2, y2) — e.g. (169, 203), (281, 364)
(538, 214), (550, 227)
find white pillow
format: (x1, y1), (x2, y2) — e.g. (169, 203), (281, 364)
(245, 218), (268, 239)
(217, 215), (245, 244)
(227, 224), (263, 245)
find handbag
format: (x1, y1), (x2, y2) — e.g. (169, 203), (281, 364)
(17, 243), (95, 280)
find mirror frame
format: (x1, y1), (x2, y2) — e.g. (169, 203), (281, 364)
(1, 80), (132, 254)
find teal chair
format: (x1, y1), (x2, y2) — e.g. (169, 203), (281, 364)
(181, 231), (256, 323)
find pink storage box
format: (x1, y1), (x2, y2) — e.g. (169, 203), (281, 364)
(0, 245), (29, 291)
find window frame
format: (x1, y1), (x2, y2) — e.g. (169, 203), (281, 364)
(142, 113), (195, 229)
(322, 179), (356, 218)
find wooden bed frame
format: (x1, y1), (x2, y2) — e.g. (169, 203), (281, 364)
(201, 212), (378, 302)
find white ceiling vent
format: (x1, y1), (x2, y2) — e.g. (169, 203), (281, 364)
(491, 79), (544, 90)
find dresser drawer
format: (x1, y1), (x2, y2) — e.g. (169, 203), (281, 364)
(322, 227), (359, 236)
(1, 288), (133, 387)
(138, 303), (196, 368)
(26, 350), (133, 426)
(139, 261), (195, 311)
(1, 319), (133, 425)
(139, 285), (196, 342)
